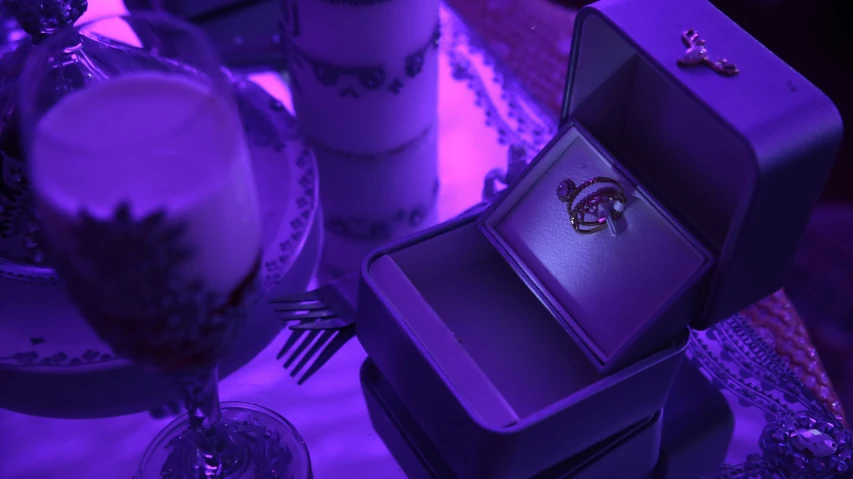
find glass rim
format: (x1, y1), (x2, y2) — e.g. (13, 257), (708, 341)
(56, 10), (211, 45)
(21, 9), (216, 82)
(18, 10), (232, 155)
(137, 401), (312, 477)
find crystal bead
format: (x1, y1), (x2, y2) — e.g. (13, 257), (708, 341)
(790, 453), (807, 469)
(755, 327), (777, 346)
(806, 360), (819, 373)
(829, 457), (849, 473)
(797, 416), (817, 429)
(804, 375), (818, 388)
(681, 46), (708, 64)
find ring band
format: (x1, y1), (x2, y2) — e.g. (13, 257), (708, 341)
(556, 177), (627, 234)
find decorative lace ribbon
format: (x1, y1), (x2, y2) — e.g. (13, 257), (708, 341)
(743, 290), (847, 425)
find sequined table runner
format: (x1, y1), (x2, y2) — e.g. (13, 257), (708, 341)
(443, 0), (845, 423)
(788, 205), (853, 423)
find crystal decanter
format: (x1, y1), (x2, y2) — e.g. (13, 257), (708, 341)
(0, 2), (25, 56)
(0, 0), (187, 275)
(0, 0), (92, 271)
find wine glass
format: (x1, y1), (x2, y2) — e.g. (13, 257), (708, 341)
(18, 12), (311, 479)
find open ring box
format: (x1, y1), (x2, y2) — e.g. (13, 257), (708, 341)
(356, 0), (843, 477)
(360, 357), (665, 479)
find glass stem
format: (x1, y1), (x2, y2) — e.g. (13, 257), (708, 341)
(178, 366), (222, 433)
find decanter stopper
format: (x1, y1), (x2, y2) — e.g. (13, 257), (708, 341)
(5, 0), (88, 41)
(0, 3), (25, 55)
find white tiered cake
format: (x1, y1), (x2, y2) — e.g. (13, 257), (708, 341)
(285, 0), (440, 153)
(283, 0), (441, 271)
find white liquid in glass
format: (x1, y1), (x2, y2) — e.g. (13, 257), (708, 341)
(30, 72), (261, 297)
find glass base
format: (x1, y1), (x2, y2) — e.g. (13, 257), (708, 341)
(138, 402), (312, 479)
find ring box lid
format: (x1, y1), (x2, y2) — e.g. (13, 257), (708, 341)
(479, 0), (842, 371)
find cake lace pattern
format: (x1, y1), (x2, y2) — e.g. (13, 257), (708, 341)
(232, 79), (318, 299)
(283, 20), (441, 98)
(52, 203), (260, 371)
(326, 179), (439, 242)
(442, 9), (556, 155)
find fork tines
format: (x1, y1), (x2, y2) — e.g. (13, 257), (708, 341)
(271, 283), (357, 385)
(276, 324), (356, 385)
(270, 295), (337, 321)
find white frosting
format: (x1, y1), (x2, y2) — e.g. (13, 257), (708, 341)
(291, 0), (440, 63)
(287, 0), (439, 152)
(317, 123), (439, 271)
(317, 122), (438, 224)
(31, 72), (262, 295)
(290, 60), (438, 153)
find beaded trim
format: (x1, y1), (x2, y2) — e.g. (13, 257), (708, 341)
(743, 290), (847, 423)
(284, 22), (441, 98)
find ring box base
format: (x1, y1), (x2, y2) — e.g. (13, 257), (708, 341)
(360, 358), (662, 479)
(656, 361), (734, 478)
(357, 212), (686, 478)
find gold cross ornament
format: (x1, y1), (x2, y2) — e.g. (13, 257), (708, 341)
(677, 29), (739, 77)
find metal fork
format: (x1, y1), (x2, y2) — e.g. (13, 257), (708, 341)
(270, 274), (359, 385)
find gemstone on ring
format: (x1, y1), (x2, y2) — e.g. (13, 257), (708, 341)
(558, 177), (627, 234)
(556, 179), (576, 202)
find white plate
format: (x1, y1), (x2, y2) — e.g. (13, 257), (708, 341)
(0, 79), (321, 418)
